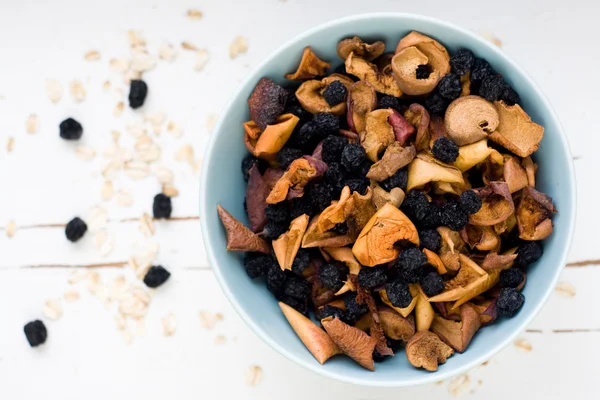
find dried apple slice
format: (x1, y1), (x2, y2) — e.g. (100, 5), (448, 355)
(522, 156), (537, 187)
(372, 185), (405, 210)
(352, 203), (419, 266)
(302, 215), (354, 248)
(317, 186), (375, 237)
(431, 304), (481, 353)
(377, 305), (415, 341)
(453, 139), (493, 172)
(244, 114), (300, 161)
(380, 285), (418, 318)
(461, 225), (500, 252)
(424, 248), (447, 274)
(437, 226), (468, 272)
(248, 78), (288, 130)
(321, 316), (377, 371)
(415, 285), (434, 332)
(273, 214), (310, 271)
(318, 187), (352, 232)
(246, 165), (269, 232)
(481, 249), (517, 271)
(279, 302), (341, 364)
(503, 155), (528, 193)
(285, 47), (330, 80)
(345, 52), (402, 97)
(296, 79), (346, 116)
(469, 182), (515, 226)
(356, 287), (394, 356)
(362, 109), (397, 161)
(347, 81), (378, 135)
(366, 142), (416, 181)
(403, 103), (431, 151)
(322, 247), (361, 296)
(490, 101), (544, 157)
(428, 254), (488, 303)
(517, 186), (557, 240)
(267, 156), (327, 204)
(217, 205), (270, 254)
(406, 331), (454, 372)
(337, 36), (386, 61)
(407, 153), (464, 191)
(444, 95), (499, 146)
(452, 270), (500, 309)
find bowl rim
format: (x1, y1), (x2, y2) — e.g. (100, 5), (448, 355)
(199, 12), (577, 387)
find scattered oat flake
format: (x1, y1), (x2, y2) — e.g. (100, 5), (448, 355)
(162, 184), (179, 197)
(245, 365), (263, 387)
(113, 102), (124, 117)
(131, 53), (156, 72)
(481, 31), (502, 48)
(43, 299), (63, 321)
(102, 80), (111, 91)
(45, 79), (63, 103)
(181, 41), (198, 51)
(6, 220), (17, 238)
(214, 335), (226, 345)
(145, 111), (166, 127)
(68, 270), (88, 285)
(514, 338), (532, 352)
(199, 311), (222, 330)
(139, 213), (155, 237)
(167, 120), (184, 138)
(194, 49), (210, 71)
(121, 329), (134, 345)
(161, 313), (177, 336)
(95, 230), (115, 257)
(116, 189), (134, 207)
(448, 374), (470, 397)
(63, 288), (80, 302)
(158, 43), (177, 62)
(70, 80), (87, 103)
(153, 165), (174, 184)
(6, 136), (15, 153)
(101, 180), (114, 201)
(76, 145), (96, 161)
(555, 281), (576, 297)
(87, 206), (109, 232)
(84, 50), (101, 61)
(25, 114), (40, 134)
(205, 113), (218, 133)
(123, 69), (142, 84)
(175, 144), (195, 164)
(186, 9), (203, 19)
(229, 36), (248, 59)
(109, 58), (130, 73)
(127, 30), (146, 47)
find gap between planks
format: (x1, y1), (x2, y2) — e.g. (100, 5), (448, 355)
(0, 215), (200, 231)
(8, 262), (210, 270)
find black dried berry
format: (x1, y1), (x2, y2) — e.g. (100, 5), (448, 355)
(267, 265), (286, 297)
(516, 241), (543, 267)
(450, 49), (475, 76)
(143, 265), (171, 288)
(441, 201), (469, 231)
(319, 263), (347, 291)
(385, 278), (412, 308)
(325, 162), (347, 193)
(292, 249), (310, 275)
(313, 112), (340, 136)
(424, 91), (449, 115)
(277, 147), (303, 169)
(310, 183), (334, 212)
(265, 203), (290, 223)
(153, 193), (172, 219)
(357, 266), (388, 289)
(419, 229), (441, 252)
(341, 143), (366, 172)
(418, 204), (443, 229)
(344, 178), (369, 195)
(437, 73), (462, 100)
(471, 58), (493, 83)
(420, 271), (444, 297)
(459, 190), (482, 214)
(500, 85), (520, 106)
(355, 159), (373, 178)
(243, 253), (275, 279)
(289, 121), (322, 153)
(65, 217), (87, 242)
(479, 74), (506, 102)
(318, 305), (350, 323)
(380, 168), (408, 191)
(497, 287), (525, 317)
(24, 320), (47, 347)
(290, 196), (314, 220)
(401, 191), (431, 222)
(129, 79), (148, 109)
(322, 135), (348, 164)
(343, 292), (369, 320)
(59, 118), (83, 140)
(241, 154), (259, 182)
(416, 64), (433, 79)
(378, 95), (400, 110)
(432, 137), (459, 163)
(394, 248), (427, 283)
(332, 222), (348, 235)
(281, 295), (308, 315)
(500, 268), (524, 288)
(262, 219), (288, 240)
(283, 274), (311, 300)
(323, 80), (348, 106)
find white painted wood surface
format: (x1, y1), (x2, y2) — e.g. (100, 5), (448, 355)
(0, 0), (597, 398)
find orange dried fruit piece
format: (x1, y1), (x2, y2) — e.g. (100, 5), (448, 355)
(403, 103), (431, 151)
(273, 214), (310, 271)
(377, 305), (415, 341)
(352, 203), (419, 266)
(366, 142), (416, 181)
(244, 114), (299, 161)
(431, 303), (481, 353)
(266, 156), (326, 204)
(318, 186), (352, 232)
(469, 182), (515, 226)
(336, 36), (386, 61)
(321, 316), (377, 371)
(345, 52), (402, 97)
(423, 248), (447, 274)
(522, 156), (537, 187)
(279, 302), (341, 364)
(489, 101), (544, 157)
(516, 186), (557, 241)
(362, 109), (397, 162)
(452, 270), (500, 309)
(322, 247), (361, 296)
(346, 81), (377, 136)
(295, 74), (354, 116)
(406, 331), (454, 372)
(444, 95), (499, 146)
(414, 285), (435, 332)
(248, 78), (288, 130)
(437, 226), (468, 272)
(503, 155), (528, 193)
(371, 185), (405, 210)
(217, 205), (270, 254)
(407, 153), (464, 191)
(302, 215), (353, 248)
(317, 186), (375, 237)
(428, 254), (488, 303)
(461, 225), (500, 252)
(379, 285), (418, 318)
(453, 139), (493, 172)
(285, 47), (331, 80)
(481, 249), (517, 271)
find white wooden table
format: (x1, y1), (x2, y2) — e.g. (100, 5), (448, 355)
(1, 0), (597, 398)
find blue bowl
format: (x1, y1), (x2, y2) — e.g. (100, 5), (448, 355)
(199, 13), (576, 387)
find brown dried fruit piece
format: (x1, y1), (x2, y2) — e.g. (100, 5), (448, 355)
(352, 203), (419, 266)
(217, 205), (270, 254)
(372, 185), (405, 210)
(461, 225), (500, 252)
(285, 47), (331, 80)
(295, 74), (354, 116)
(367, 143), (416, 181)
(453, 139), (493, 172)
(481, 251), (517, 271)
(403, 104), (431, 151)
(248, 78), (288, 130)
(453, 270), (500, 309)
(317, 186), (375, 238)
(424, 248), (447, 274)
(302, 215), (353, 248)
(345, 52), (402, 97)
(391, 31), (450, 96)
(489, 101), (544, 157)
(407, 153), (464, 191)
(273, 214), (310, 270)
(322, 316), (377, 371)
(356, 286), (394, 356)
(415, 285), (435, 331)
(362, 109), (396, 161)
(267, 156), (327, 204)
(428, 254), (489, 303)
(347, 81), (378, 136)
(380, 285), (418, 318)
(437, 227), (468, 272)
(377, 305), (415, 341)
(279, 302), (341, 364)
(406, 331), (454, 372)
(522, 156), (537, 187)
(246, 165), (269, 232)
(322, 247), (361, 295)
(517, 186), (557, 241)
(244, 114), (300, 160)
(503, 155), (528, 193)
(431, 304), (481, 353)
(337, 36), (386, 61)
(470, 182), (515, 226)
(444, 96), (499, 146)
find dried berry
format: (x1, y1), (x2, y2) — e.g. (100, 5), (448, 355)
(284, 103), (311, 123)
(313, 112), (340, 136)
(394, 248), (427, 283)
(419, 229), (441, 252)
(471, 58), (493, 83)
(402, 191), (431, 222)
(24, 320), (47, 347)
(265, 203), (290, 223)
(341, 143), (366, 172)
(128, 79), (148, 109)
(290, 196), (314, 220)
(143, 265), (171, 288)
(355, 159), (374, 178)
(459, 190), (482, 214)
(281, 295), (308, 315)
(262, 219), (288, 240)
(343, 292), (369, 320)
(325, 162), (347, 196)
(416, 64), (432, 79)
(420, 271), (444, 297)
(277, 147), (303, 169)
(500, 268), (524, 288)
(153, 193), (172, 219)
(344, 178), (369, 195)
(283, 274), (311, 300)
(437, 73), (462, 100)
(267, 264), (286, 297)
(357, 266), (388, 289)
(378, 95), (400, 110)
(500, 85), (520, 106)
(424, 91), (449, 115)
(418, 204), (443, 229)
(479, 74), (506, 102)
(319, 263), (347, 291)
(322, 135), (348, 163)
(380, 168), (408, 191)
(310, 182), (334, 212)
(289, 121), (323, 153)
(244, 253), (276, 279)
(432, 137), (459, 163)
(516, 241), (543, 267)
(385, 278), (413, 308)
(291, 249), (310, 275)
(241, 154), (268, 182)
(497, 287), (525, 317)
(441, 201), (469, 231)
(318, 305), (350, 324)
(59, 118), (83, 140)
(450, 49), (475, 76)
(322, 80), (348, 106)
(65, 217), (87, 242)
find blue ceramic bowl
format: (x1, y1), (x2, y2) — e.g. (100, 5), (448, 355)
(199, 13), (576, 387)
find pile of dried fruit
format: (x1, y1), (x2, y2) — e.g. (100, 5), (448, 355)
(217, 31), (556, 372)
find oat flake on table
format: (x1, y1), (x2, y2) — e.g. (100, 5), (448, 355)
(45, 79), (63, 103)
(181, 41), (198, 51)
(555, 281), (576, 297)
(167, 120), (184, 138)
(116, 189), (134, 207)
(205, 113), (218, 133)
(63, 288), (81, 302)
(139, 213), (155, 237)
(113, 101), (124, 117)
(25, 114), (40, 134)
(514, 338), (533, 352)
(70, 80), (87, 103)
(229, 36), (248, 59)
(158, 43), (177, 62)
(101, 180), (114, 201)
(186, 9), (203, 19)
(194, 49), (210, 71)
(162, 184), (179, 197)
(161, 313), (177, 336)
(6, 220), (17, 238)
(448, 374), (470, 397)
(84, 50), (101, 61)
(75, 145), (96, 161)
(6, 137), (15, 153)
(245, 365), (263, 387)
(43, 299), (63, 320)
(127, 30), (146, 47)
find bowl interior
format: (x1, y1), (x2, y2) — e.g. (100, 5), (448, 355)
(200, 13), (575, 387)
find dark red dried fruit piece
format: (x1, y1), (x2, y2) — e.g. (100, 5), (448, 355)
(248, 78), (288, 130)
(246, 165), (270, 232)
